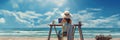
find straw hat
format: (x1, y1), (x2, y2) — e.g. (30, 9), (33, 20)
(62, 11), (71, 18)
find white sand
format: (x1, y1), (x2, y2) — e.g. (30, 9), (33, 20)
(0, 37), (119, 40)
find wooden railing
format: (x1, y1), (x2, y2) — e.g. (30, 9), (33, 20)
(48, 22), (84, 40)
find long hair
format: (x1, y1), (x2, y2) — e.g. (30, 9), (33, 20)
(64, 18), (71, 24)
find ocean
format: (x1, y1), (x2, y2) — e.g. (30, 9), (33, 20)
(0, 28), (120, 38)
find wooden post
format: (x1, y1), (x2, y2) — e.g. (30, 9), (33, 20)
(73, 26), (77, 40)
(48, 21), (55, 40)
(78, 22), (84, 40)
(53, 23), (61, 40)
(72, 26), (75, 40)
(48, 26), (53, 40)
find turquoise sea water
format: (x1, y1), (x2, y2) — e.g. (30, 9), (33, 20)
(0, 28), (120, 38)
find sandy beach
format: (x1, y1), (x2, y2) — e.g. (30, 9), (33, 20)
(0, 37), (119, 40)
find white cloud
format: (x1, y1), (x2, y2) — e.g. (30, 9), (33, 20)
(87, 8), (102, 11)
(50, 0), (67, 7)
(38, 24), (48, 28)
(71, 12), (96, 27)
(10, 0), (20, 9)
(78, 10), (88, 13)
(44, 8), (62, 21)
(15, 11), (42, 27)
(11, 0), (67, 8)
(12, 12), (29, 23)
(0, 9), (62, 28)
(44, 11), (55, 20)
(0, 10), (13, 16)
(85, 14), (119, 28)
(12, 3), (19, 9)
(1, 10), (33, 24)
(17, 11), (42, 19)
(0, 18), (6, 23)
(70, 9), (120, 28)
(42, 8), (106, 28)
(17, 0), (24, 3)
(0, 10), (43, 27)
(0, 8), (119, 28)
(44, 12), (54, 16)
(117, 21), (120, 26)
(72, 12), (94, 23)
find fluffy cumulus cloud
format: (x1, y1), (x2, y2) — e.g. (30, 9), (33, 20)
(0, 18), (6, 23)
(9, 0), (67, 9)
(42, 8), (120, 28)
(0, 10), (42, 27)
(0, 0), (120, 28)
(44, 8), (62, 21)
(118, 21), (120, 26)
(70, 8), (119, 28)
(47, 0), (67, 7)
(0, 8), (62, 28)
(0, 8), (119, 28)
(86, 14), (120, 28)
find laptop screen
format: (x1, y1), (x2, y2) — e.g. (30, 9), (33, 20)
(58, 18), (63, 23)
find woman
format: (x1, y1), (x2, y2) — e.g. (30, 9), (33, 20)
(58, 11), (73, 40)
(61, 11), (72, 36)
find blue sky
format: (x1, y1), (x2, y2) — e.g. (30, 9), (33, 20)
(0, 0), (120, 28)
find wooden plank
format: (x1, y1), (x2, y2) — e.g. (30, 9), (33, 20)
(78, 22), (84, 40)
(54, 26), (62, 40)
(48, 26), (53, 40)
(73, 26), (76, 40)
(49, 24), (81, 27)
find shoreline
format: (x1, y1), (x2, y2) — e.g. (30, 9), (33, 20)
(0, 37), (119, 40)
